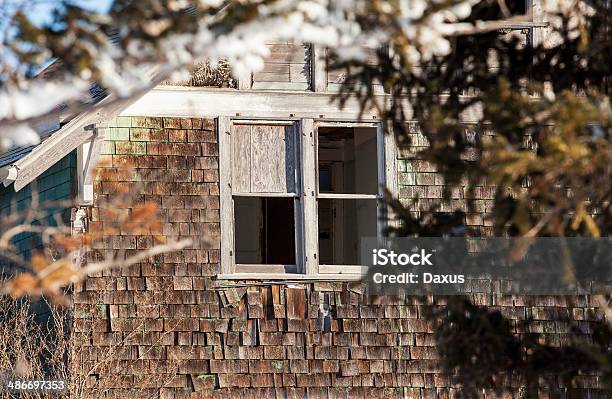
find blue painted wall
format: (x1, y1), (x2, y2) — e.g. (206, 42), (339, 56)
(0, 151), (77, 266)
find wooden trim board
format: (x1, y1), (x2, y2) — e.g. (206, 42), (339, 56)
(121, 87), (385, 120)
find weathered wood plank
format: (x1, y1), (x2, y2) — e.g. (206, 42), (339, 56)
(231, 124), (252, 193)
(253, 72), (291, 83)
(312, 45), (327, 92)
(301, 118), (318, 276)
(251, 82), (310, 91)
(318, 265), (367, 274)
(327, 82), (386, 95)
(289, 63), (310, 83)
(327, 70), (347, 83)
(260, 63), (291, 74)
(121, 88), (387, 120)
(264, 44), (310, 63)
(250, 124), (295, 193)
(219, 116), (235, 274)
(286, 287), (306, 319)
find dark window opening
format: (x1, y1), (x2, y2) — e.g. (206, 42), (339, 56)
(317, 127), (378, 194)
(507, 0), (527, 15)
(234, 197), (296, 264)
(318, 199), (377, 265)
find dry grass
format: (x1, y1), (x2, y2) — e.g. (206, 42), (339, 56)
(0, 292), (71, 398)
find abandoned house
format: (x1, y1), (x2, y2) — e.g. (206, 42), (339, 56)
(0, 8), (607, 398)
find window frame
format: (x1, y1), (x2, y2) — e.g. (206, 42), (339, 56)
(314, 121), (385, 275)
(219, 116), (397, 280)
(219, 118), (304, 275)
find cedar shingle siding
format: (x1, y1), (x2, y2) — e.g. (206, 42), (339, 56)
(72, 116), (605, 398)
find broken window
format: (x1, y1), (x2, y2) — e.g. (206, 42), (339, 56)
(219, 118), (392, 277)
(317, 126), (381, 268)
(234, 197), (296, 267)
(317, 126), (378, 194)
(318, 199), (378, 265)
(228, 121), (301, 273)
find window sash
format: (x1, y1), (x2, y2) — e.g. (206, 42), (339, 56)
(220, 118), (305, 275)
(313, 122), (386, 274)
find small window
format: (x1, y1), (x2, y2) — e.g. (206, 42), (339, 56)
(235, 197), (296, 267)
(228, 121), (301, 274)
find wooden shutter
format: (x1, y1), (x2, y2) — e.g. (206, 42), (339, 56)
(231, 123), (297, 194)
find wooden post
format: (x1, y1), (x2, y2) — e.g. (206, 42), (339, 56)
(218, 116), (234, 274)
(300, 118), (318, 276)
(311, 45), (327, 92)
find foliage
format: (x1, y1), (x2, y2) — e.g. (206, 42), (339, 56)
(329, 0), (612, 395)
(0, 292), (71, 399)
(334, 0), (611, 238)
(1, 0), (488, 150)
(428, 297), (611, 398)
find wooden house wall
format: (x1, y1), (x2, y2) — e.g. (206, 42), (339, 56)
(71, 116), (606, 398)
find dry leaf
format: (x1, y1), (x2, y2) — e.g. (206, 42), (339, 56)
(53, 234), (82, 251)
(40, 260), (80, 292)
(10, 273), (39, 298)
(31, 254), (48, 272)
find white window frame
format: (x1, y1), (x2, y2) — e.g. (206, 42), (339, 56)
(219, 116), (397, 280)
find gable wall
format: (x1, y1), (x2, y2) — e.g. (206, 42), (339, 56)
(72, 116), (604, 398)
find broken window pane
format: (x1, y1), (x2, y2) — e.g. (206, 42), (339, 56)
(234, 197), (296, 265)
(318, 199), (378, 265)
(317, 127), (378, 194)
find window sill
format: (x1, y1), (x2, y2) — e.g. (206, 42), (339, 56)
(217, 273), (363, 281)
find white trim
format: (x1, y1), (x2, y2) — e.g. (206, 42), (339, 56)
(76, 127), (106, 205)
(76, 141), (93, 205)
(217, 273), (362, 281)
(232, 119), (295, 126)
(317, 193), (378, 200)
(0, 166), (18, 187)
(6, 94), (146, 192)
(120, 87), (385, 120)
(232, 192), (298, 197)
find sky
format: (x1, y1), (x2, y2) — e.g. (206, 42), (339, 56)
(27, 0), (114, 27)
